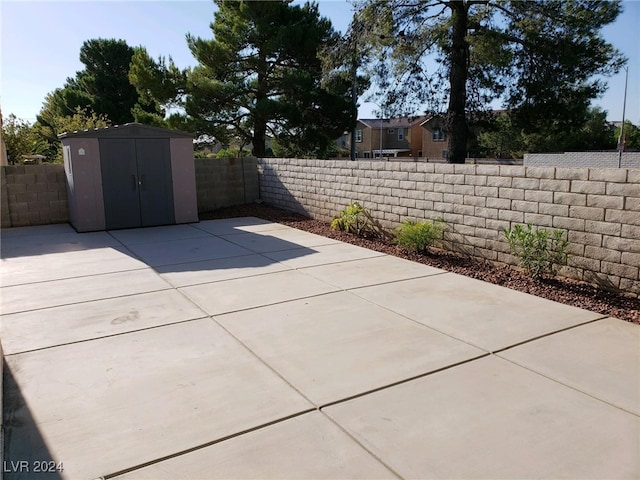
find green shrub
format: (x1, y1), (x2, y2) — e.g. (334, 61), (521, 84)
(215, 148), (251, 158)
(393, 219), (444, 253)
(504, 223), (569, 278)
(330, 202), (388, 239)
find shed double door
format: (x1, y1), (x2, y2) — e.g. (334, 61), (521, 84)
(100, 138), (175, 229)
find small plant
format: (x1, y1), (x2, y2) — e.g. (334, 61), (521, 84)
(393, 219), (445, 253)
(331, 202), (368, 235)
(504, 223), (569, 278)
(330, 202), (389, 239)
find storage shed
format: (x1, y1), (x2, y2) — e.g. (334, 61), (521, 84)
(60, 123), (198, 232)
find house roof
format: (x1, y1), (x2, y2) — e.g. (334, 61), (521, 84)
(358, 115), (429, 129)
(419, 115), (442, 128)
(58, 122), (194, 140)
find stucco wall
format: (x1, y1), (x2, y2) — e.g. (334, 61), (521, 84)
(258, 158), (640, 296)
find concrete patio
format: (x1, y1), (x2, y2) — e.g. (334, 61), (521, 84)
(1, 218), (638, 479)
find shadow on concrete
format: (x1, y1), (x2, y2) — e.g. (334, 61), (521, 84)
(0, 222), (317, 275)
(3, 365), (63, 480)
(0, 220), (322, 479)
(0, 228), (121, 260)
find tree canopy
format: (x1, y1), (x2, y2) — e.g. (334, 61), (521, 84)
(34, 38), (157, 160)
(477, 107), (618, 158)
(348, 0), (626, 162)
(129, 47), (188, 129)
(1, 115), (44, 164)
(617, 120), (640, 151)
(35, 107), (111, 161)
(40, 39), (151, 125)
(172, 0), (353, 157)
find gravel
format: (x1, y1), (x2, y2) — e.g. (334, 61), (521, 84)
(201, 203), (640, 324)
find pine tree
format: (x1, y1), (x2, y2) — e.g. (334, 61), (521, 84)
(351, 0), (625, 162)
(185, 0), (354, 157)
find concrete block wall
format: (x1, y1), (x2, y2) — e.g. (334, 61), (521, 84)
(0, 158), (260, 228)
(524, 151), (640, 168)
(258, 158), (640, 297)
(1, 165), (69, 228)
(195, 157), (260, 213)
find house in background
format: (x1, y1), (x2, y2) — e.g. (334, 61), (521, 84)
(419, 116), (449, 159)
(344, 116), (426, 158)
(339, 115), (451, 160)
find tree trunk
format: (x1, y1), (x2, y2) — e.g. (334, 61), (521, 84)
(252, 119), (267, 157)
(253, 52), (268, 158)
(446, 1), (469, 164)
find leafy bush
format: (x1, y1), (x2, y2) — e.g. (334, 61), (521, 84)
(504, 223), (569, 278)
(330, 202), (388, 238)
(393, 219), (444, 253)
(216, 148), (251, 158)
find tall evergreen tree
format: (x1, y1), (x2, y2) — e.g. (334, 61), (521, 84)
(129, 47), (188, 128)
(35, 39), (154, 160)
(349, 0), (625, 162)
(39, 38), (155, 125)
(76, 39), (142, 123)
(185, 0), (354, 157)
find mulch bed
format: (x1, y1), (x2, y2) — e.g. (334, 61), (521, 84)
(200, 203), (640, 324)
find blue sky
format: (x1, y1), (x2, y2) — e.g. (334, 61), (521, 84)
(1, 0), (638, 124)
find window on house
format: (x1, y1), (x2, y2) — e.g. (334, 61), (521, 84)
(355, 129), (362, 143)
(398, 128), (404, 141)
(432, 128), (445, 141)
(442, 150), (449, 159)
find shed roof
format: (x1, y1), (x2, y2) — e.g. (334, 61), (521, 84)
(58, 123), (194, 140)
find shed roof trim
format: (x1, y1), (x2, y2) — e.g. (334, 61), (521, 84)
(58, 122), (194, 139)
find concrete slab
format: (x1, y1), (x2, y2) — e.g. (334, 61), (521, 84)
(156, 253), (291, 288)
(124, 236), (253, 267)
(263, 242), (385, 269)
(108, 224), (210, 246)
(325, 355), (640, 479)
(0, 246), (147, 286)
(220, 228), (340, 253)
(301, 255), (445, 290)
(113, 412), (397, 479)
(2, 218), (636, 480)
(1, 268), (171, 314)
(353, 273), (602, 352)
(3, 319), (312, 480)
(500, 317), (640, 415)
(181, 270), (338, 315)
(194, 217), (291, 236)
(0, 230), (121, 258)
(1, 290), (206, 354)
(217, 291), (485, 406)
(0, 223), (76, 238)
